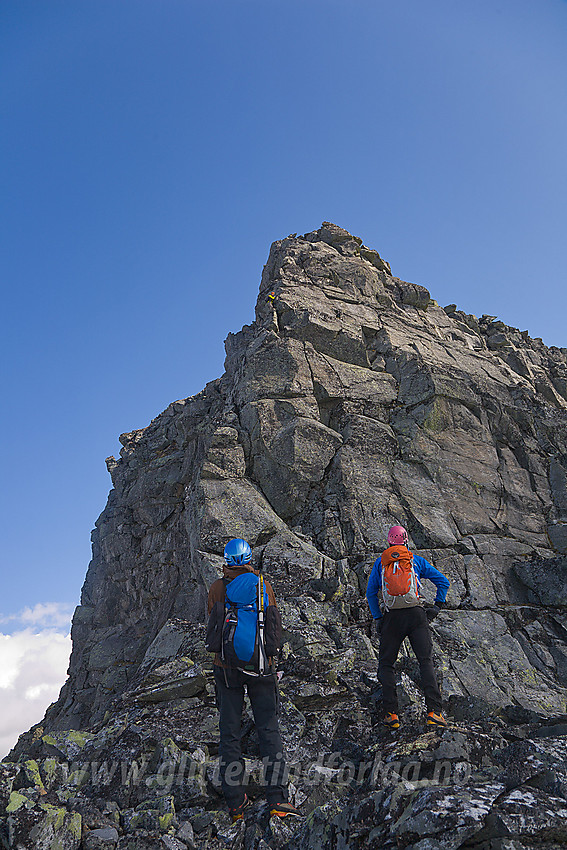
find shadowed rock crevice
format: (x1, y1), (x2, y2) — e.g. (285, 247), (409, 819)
(3, 223), (567, 849)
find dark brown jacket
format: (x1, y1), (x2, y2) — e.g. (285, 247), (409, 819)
(207, 564), (277, 668)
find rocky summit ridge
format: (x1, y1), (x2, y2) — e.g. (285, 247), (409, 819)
(3, 222), (567, 850)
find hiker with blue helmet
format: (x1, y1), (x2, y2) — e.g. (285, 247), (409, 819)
(206, 538), (301, 822)
(366, 525), (450, 730)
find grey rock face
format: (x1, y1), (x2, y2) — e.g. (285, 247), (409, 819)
(44, 221), (567, 729)
(4, 223), (567, 849)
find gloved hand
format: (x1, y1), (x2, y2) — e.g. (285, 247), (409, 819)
(426, 603), (444, 622)
(374, 618), (383, 639)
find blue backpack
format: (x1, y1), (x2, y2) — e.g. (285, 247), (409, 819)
(206, 572), (281, 676)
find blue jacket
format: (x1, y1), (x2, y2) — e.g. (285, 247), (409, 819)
(366, 552), (450, 619)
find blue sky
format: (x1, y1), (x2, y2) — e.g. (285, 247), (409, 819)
(1, 0), (566, 750)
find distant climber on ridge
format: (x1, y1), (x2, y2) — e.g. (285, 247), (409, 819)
(205, 538), (301, 821)
(366, 525), (450, 730)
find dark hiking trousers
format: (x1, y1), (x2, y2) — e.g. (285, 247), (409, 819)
(378, 607), (442, 714)
(214, 666), (287, 808)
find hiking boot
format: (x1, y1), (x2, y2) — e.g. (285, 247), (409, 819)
(382, 712), (400, 729)
(229, 794), (251, 822)
(427, 711), (448, 727)
(269, 801), (302, 818)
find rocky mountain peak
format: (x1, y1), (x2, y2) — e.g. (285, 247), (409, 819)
(43, 223), (567, 725)
(3, 224), (567, 850)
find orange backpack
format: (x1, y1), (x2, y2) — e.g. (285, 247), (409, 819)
(381, 545), (421, 610)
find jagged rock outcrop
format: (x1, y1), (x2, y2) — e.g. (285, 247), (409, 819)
(3, 223), (567, 849)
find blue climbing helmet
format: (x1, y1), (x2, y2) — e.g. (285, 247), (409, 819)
(223, 538), (252, 566)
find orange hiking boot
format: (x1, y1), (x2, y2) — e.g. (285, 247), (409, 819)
(382, 712), (400, 729)
(269, 801), (302, 818)
(427, 711), (448, 727)
(229, 794), (251, 822)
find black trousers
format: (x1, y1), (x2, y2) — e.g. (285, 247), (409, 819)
(214, 666), (287, 808)
(378, 607), (442, 713)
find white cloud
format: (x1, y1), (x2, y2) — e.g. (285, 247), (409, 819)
(0, 602), (74, 632)
(0, 628), (71, 759)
